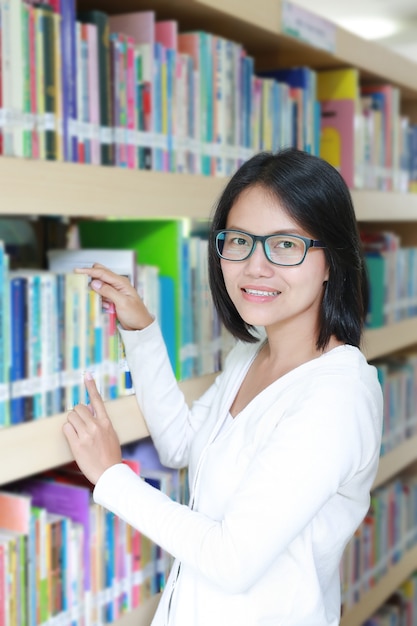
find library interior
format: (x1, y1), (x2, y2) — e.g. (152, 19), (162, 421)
(1, 0), (417, 624)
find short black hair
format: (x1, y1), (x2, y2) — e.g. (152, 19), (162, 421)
(208, 148), (368, 350)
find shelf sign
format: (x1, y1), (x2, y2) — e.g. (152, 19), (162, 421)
(281, 1), (336, 53)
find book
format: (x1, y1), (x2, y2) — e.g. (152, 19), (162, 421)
(60, 0), (78, 162)
(361, 83), (401, 192)
(86, 21), (101, 166)
(78, 219), (193, 379)
(109, 11), (156, 169)
(47, 247), (138, 287)
(0, 243), (10, 428)
(78, 10), (114, 165)
(258, 66), (318, 155)
(320, 99), (356, 189)
(10, 274), (28, 424)
(19, 476), (93, 620)
(317, 67), (363, 188)
(39, 5), (57, 161)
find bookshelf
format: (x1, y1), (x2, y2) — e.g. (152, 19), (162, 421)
(2, 0), (417, 624)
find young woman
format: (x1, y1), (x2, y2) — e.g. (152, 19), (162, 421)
(63, 148), (383, 626)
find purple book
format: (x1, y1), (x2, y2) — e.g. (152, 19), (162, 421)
(21, 477), (91, 589)
(60, 0), (78, 162)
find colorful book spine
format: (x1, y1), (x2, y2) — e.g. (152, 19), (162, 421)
(78, 10), (114, 165)
(10, 275), (27, 424)
(86, 21), (101, 165)
(60, 0), (77, 161)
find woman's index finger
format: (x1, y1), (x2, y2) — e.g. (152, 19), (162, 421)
(84, 372), (107, 418)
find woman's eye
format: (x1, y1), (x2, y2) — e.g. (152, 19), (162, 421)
(233, 237), (249, 246)
(278, 240), (295, 249)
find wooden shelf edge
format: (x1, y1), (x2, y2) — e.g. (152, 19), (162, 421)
(0, 373), (217, 487)
(353, 190), (417, 222)
(373, 434), (417, 489)
(362, 317), (417, 361)
(0, 156), (226, 219)
(340, 545), (417, 625)
(1, 156), (417, 222)
(114, 594), (161, 626)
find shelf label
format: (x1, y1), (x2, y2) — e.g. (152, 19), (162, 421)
(281, 1), (336, 53)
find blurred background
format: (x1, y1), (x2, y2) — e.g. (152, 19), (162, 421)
(294, 0), (417, 60)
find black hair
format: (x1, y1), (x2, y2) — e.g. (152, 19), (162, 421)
(208, 148), (368, 350)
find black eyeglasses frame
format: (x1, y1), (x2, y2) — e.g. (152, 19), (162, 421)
(214, 229), (326, 267)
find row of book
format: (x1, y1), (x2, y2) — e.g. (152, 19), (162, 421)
(375, 352), (417, 457)
(0, 1), (319, 173)
(341, 473), (417, 611)
(2, 2), (417, 191)
(0, 213), (237, 427)
(363, 231), (417, 329)
(75, 219), (236, 382)
(2, 256), (133, 428)
(0, 437), (181, 626)
(362, 570), (417, 625)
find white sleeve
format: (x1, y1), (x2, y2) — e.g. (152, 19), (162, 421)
(119, 321), (225, 468)
(94, 375), (381, 594)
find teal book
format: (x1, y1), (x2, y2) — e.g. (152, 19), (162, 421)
(364, 254), (385, 329)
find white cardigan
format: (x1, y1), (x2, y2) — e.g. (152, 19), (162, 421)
(94, 321), (383, 626)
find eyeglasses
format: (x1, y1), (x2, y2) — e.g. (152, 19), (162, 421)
(214, 229), (326, 267)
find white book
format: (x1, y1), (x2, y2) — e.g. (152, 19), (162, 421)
(47, 248), (137, 288)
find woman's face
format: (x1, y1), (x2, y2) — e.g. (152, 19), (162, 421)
(221, 185), (329, 337)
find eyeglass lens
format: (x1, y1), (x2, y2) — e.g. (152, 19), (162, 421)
(217, 231), (307, 266)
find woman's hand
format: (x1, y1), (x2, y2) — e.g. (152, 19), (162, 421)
(75, 263), (154, 331)
(63, 372), (123, 485)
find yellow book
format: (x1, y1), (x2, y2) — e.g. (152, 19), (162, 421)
(317, 67), (359, 101)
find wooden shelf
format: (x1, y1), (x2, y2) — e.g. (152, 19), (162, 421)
(340, 544), (417, 625)
(0, 157), (226, 220)
(353, 190), (417, 222)
(116, 595), (160, 626)
(3, 154), (417, 223)
(373, 434), (417, 490)
(362, 318), (417, 361)
(0, 373), (216, 487)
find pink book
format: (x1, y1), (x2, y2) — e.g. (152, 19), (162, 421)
(109, 12), (156, 169)
(86, 23), (101, 165)
(178, 32), (200, 70)
(155, 20), (178, 49)
(0, 491), (31, 534)
(320, 99), (355, 188)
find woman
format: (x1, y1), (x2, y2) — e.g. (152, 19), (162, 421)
(63, 148), (383, 625)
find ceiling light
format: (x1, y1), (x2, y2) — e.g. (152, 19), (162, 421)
(338, 17), (399, 40)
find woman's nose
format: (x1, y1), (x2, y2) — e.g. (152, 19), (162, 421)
(244, 241), (274, 274)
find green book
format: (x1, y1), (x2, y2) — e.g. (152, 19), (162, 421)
(39, 5), (57, 160)
(79, 219), (190, 378)
(78, 10), (114, 165)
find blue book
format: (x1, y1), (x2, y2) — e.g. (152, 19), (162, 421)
(259, 66), (317, 154)
(158, 275), (176, 373)
(104, 509), (116, 621)
(10, 275), (28, 424)
(180, 238), (194, 380)
(166, 47), (176, 172)
(0, 244), (9, 427)
(60, 0), (78, 162)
